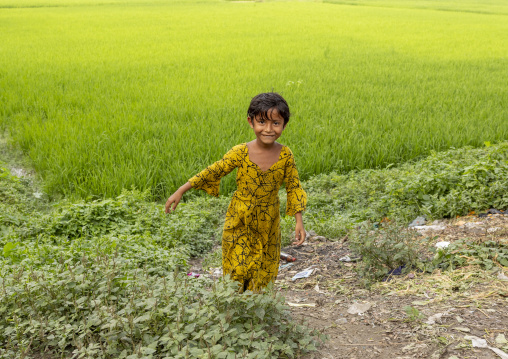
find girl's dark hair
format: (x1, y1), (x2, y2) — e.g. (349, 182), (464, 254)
(247, 92), (291, 126)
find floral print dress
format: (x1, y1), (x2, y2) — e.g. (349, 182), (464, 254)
(189, 143), (307, 291)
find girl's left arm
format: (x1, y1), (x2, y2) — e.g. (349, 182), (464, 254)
(293, 212), (306, 245)
(283, 148), (307, 245)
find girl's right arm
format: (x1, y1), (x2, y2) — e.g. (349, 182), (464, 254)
(165, 182), (192, 213)
(165, 144), (242, 213)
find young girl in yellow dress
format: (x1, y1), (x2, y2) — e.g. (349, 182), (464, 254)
(165, 92), (307, 292)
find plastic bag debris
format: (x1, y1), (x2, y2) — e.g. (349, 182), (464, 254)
(411, 225), (446, 232)
(465, 336), (508, 359)
(287, 302), (316, 308)
(347, 302), (372, 315)
(409, 216), (427, 227)
(291, 267), (315, 281)
(435, 241), (451, 249)
(498, 272), (508, 281)
(279, 262), (294, 270)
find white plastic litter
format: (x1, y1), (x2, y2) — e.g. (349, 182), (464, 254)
(497, 272), (508, 281)
(425, 312), (445, 325)
(412, 225), (446, 232)
(291, 267), (315, 281)
(339, 256), (351, 262)
(465, 336), (508, 359)
(435, 241), (451, 249)
(496, 334), (508, 345)
(279, 263), (294, 270)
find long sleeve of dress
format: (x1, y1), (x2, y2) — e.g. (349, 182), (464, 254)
(283, 149), (307, 216)
(188, 145), (242, 197)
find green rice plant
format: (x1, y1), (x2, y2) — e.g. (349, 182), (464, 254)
(1, 0), (507, 199)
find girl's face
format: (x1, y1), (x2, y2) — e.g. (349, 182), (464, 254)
(247, 108), (286, 146)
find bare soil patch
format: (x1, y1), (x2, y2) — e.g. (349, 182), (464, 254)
(277, 214), (508, 359)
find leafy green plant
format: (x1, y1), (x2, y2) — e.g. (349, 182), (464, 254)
(349, 222), (431, 285)
(304, 142), (508, 240)
(429, 239), (508, 271)
(403, 306), (423, 322)
(0, 250), (323, 358)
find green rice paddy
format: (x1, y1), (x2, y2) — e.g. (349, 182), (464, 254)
(1, 0), (507, 199)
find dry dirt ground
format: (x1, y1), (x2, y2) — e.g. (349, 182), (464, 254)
(195, 214), (508, 359)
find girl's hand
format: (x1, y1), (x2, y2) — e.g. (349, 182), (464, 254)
(165, 192), (183, 213)
(165, 182), (192, 213)
(293, 212), (306, 245)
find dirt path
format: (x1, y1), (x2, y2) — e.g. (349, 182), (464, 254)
(276, 215), (508, 359)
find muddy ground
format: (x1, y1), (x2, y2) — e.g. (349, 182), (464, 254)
(194, 214), (508, 359)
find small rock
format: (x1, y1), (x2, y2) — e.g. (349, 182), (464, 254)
(305, 230), (317, 239)
(336, 318), (348, 324)
(487, 227), (501, 233)
(407, 273), (415, 279)
(453, 327), (471, 332)
(456, 316), (464, 323)
(313, 235), (327, 241)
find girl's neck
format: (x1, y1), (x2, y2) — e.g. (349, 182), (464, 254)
(250, 139), (278, 150)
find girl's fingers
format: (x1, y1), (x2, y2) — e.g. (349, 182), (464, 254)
(165, 197), (175, 213)
(292, 230), (305, 245)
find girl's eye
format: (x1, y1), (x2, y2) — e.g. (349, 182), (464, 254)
(274, 122), (281, 126)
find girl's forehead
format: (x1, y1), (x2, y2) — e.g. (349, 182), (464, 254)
(257, 108), (283, 121)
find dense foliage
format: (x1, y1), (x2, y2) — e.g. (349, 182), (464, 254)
(304, 142), (508, 239)
(0, 164), (322, 358)
(1, 255), (322, 358)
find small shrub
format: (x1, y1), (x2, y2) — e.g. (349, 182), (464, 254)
(349, 222), (431, 285)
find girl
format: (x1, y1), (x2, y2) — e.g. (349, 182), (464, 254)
(165, 92), (307, 292)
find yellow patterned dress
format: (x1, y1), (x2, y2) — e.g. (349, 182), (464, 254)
(189, 143), (307, 292)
